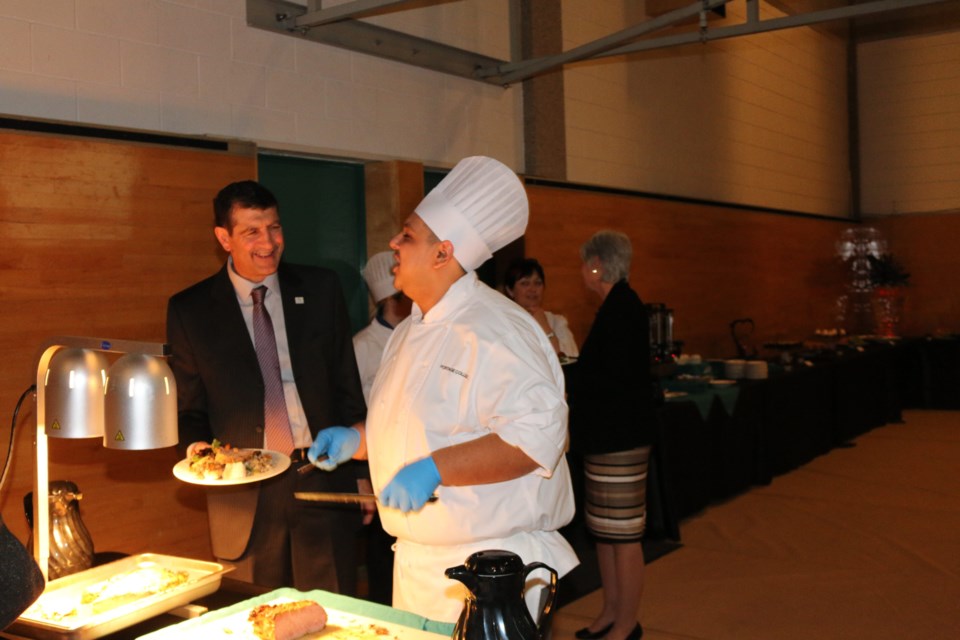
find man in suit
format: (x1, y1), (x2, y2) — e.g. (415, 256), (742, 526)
(166, 180), (366, 592)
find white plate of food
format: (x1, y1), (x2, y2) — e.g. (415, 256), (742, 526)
(173, 442), (290, 486)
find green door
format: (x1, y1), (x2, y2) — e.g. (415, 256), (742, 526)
(258, 154), (368, 333)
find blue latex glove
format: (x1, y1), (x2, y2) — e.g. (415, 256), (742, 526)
(307, 426), (360, 471)
(379, 457), (441, 512)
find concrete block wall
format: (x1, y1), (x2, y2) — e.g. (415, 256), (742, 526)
(345, 0), (511, 59)
(859, 29), (960, 215)
(2, 1), (957, 219)
(561, 0), (852, 218)
(0, 0), (522, 170)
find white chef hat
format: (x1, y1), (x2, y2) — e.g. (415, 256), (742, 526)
(415, 156), (529, 272)
(362, 250), (398, 303)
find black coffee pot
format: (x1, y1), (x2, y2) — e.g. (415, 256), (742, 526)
(446, 550), (557, 640)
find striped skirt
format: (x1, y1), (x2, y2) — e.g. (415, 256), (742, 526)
(583, 446), (652, 543)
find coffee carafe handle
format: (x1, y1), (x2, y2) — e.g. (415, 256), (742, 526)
(523, 562), (558, 635)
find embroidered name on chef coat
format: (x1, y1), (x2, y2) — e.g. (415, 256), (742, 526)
(439, 364), (469, 379)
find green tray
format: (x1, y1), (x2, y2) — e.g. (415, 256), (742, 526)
(137, 587), (454, 639)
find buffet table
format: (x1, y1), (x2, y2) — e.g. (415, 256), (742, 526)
(644, 337), (950, 540)
(2, 578), (455, 640)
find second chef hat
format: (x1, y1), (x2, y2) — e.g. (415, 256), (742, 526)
(415, 156), (528, 272)
(362, 251), (399, 303)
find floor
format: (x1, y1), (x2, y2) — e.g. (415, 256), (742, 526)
(550, 410), (960, 640)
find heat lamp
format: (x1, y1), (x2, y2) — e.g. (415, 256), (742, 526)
(33, 337), (178, 581)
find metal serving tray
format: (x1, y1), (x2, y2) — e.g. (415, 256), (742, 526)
(9, 553), (232, 640)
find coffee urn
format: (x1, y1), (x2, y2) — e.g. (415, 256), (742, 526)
(646, 303), (680, 363)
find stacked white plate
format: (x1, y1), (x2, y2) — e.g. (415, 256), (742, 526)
(724, 359), (745, 379)
(744, 360), (769, 379)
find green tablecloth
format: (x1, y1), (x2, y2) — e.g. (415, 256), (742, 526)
(138, 588), (455, 639)
(664, 384), (740, 419)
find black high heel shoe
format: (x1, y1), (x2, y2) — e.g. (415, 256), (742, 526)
(574, 623), (613, 640)
(625, 623), (643, 640)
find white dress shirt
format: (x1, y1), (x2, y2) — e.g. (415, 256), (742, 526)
(226, 258), (312, 448)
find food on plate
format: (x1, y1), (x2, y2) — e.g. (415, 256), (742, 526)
(249, 600), (328, 640)
(188, 439), (274, 481)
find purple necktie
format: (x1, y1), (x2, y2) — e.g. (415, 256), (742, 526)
(251, 285), (295, 454)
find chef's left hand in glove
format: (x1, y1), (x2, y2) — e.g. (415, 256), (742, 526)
(380, 456), (441, 512)
(308, 426), (360, 471)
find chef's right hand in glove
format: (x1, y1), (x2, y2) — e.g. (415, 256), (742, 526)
(308, 426), (360, 471)
(379, 456), (441, 512)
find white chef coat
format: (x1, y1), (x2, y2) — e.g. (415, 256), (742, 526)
(366, 272), (578, 622)
(353, 318), (393, 405)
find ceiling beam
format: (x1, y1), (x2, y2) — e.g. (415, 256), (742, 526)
(479, 0), (732, 85)
(248, 0), (507, 83)
(249, 0), (958, 87)
(285, 0), (415, 29)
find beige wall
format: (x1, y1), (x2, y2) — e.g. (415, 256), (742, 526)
(560, 1), (852, 217)
(0, 0), (522, 171)
(858, 29), (960, 215)
(2, 1), (958, 218)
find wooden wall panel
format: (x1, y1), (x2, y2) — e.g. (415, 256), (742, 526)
(871, 212), (960, 335)
(0, 129), (256, 561)
(364, 160), (423, 257)
(525, 184), (854, 357)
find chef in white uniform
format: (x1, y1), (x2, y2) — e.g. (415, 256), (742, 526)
(353, 250), (412, 404)
(308, 156), (578, 623)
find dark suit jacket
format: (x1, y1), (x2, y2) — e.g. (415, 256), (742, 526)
(565, 279), (656, 455)
(166, 262), (366, 559)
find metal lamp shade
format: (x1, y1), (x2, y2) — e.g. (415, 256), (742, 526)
(103, 353), (178, 450)
(43, 347), (109, 439)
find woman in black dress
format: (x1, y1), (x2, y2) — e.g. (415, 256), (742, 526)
(565, 230), (655, 640)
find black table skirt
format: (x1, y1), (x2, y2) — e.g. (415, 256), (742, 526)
(646, 337), (954, 541)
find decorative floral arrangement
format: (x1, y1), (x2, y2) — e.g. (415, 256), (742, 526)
(867, 253), (911, 289)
